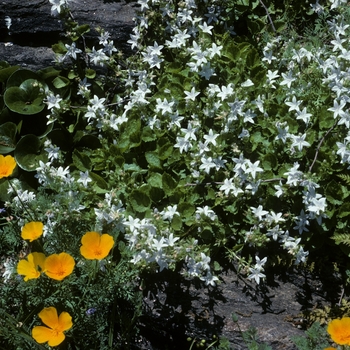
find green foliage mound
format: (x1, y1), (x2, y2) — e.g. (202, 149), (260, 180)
(1, 0), (350, 349)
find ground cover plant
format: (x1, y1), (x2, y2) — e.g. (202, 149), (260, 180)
(2, 0), (350, 348)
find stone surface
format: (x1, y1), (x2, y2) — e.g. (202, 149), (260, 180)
(0, 0), (138, 70)
(135, 267), (338, 349)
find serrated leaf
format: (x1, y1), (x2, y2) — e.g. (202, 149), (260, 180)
(338, 202), (350, 218)
(158, 143), (173, 160)
(145, 152), (162, 168)
(262, 153), (277, 171)
(148, 172), (163, 188)
(129, 189), (151, 212)
(171, 215), (182, 231)
(89, 171), (108, 189)
(178, 202), (195, 218)
(72, 149), (92, 171)
(162, 172), (177, 195)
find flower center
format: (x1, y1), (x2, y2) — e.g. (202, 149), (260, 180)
(56, 268), (66, 276)
(93, 249), (102, 257)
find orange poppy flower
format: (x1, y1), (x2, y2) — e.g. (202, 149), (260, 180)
(21, 221), (44, 242)
(0, 155), (16, 179)
(17, 252), (46, 281)
(32, 306), (72, 346)
(80, 231), (114, 260)
(324, 348), (337, 350)
(327, 317), (350, 345)
(44, 252), (75, 281)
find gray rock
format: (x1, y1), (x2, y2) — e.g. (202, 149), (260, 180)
(0, 0), (138, 70)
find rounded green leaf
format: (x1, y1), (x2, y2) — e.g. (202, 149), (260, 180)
(0, 65), (20, 83)
(4, 79), (45, 115)
(52, 76), (70, 89)
(14, 134), (47, 171)
(6, 69), (41, 88)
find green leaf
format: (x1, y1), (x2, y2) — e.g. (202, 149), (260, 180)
(222, 41), (240, 62)
(142, 127), (157, 142)
(162, 172), (177, 195)
(158, 143), (174, 160)
(52, 76), (70, 89)
(76, 24), (90, 36)
(4, 80), (45, 115)
(171, 215), (182, 231)
(178, 202), (195, 218)
(262, 153), (278, 171)
(0, 65), (20, 83)
(52, 41), (67, 55)
(72, 149), (92, 171)
(338, 202), (350, 218)
(246, 48), (260, 69)
(89, 171), (108, 189)
(37, 66), (61, 80)
(0, 122), (17, 153)
(129, 189), (151, 212)
(148, 172), (163, 188)
(145, 152), (162, 168)
(319, 107), (334, 130)
(14, 134), (47, 171)
(0, 179), (10, 201)
(6, 69), (42, 88)
(86, 69), (96, 79)
(325, 180), (346, 205)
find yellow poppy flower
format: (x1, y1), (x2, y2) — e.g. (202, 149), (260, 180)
(0, 155), (16, 179)
(32, 306), (72, 346)
(17, 252), (46, 281)
(21, 221), (44, 242)
(80, 231), (114, 260)
(327, 317), (350, 345)
(324, 348), (337, 350)
(44, 252), (75, 281)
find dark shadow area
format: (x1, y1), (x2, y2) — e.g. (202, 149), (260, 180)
(136, 269), (226, 350)
(0, 31), (62, 47)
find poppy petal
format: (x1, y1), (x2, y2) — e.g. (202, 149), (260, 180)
(58, 311), (73, 331)
(44, 253), (75, 281)
(17, 253), (45, 281)
(17, 260), (40, 281)
(38, 307), (59, 329)
(328, 317), (350, 345)
(32, 326), (55, 344)
(80, 232), (114, 260)
(0, 155), (16, 179)
(47, 332), (66, 347)
(21, 222), (44, 242)
(100, 234), (115, 256)
(81, 231), (101, 246)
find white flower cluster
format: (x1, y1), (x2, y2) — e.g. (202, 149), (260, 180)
(94, 192), (125, 233)
(124, 215), (179, 272)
